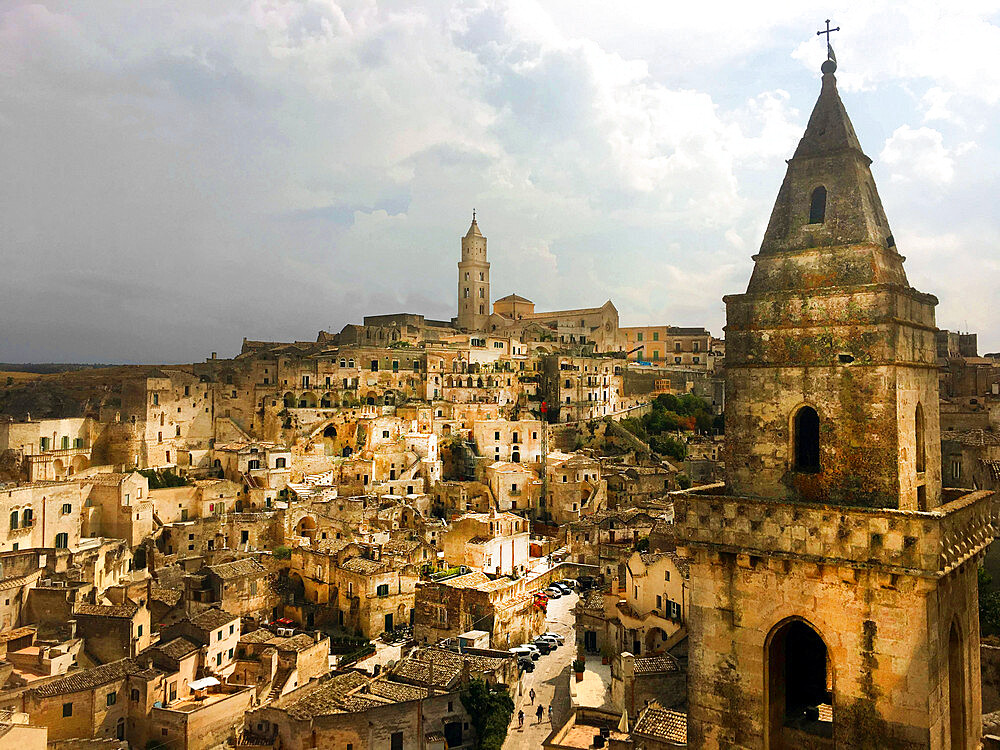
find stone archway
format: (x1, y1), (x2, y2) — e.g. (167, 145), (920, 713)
(644, 626), (668, 654)
(766, 617), (833, 748)
(295, 515), (317, 540)
(70, 454), (89, 475)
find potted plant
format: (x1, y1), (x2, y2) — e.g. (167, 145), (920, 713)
(601, 643), (614, 665)
(572, 658), (586, 682)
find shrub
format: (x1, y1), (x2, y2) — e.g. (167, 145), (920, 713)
(272, 546), (292, 560)
(460, 678), (514, 750)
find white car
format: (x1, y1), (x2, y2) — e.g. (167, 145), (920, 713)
(508, 646), (534, 660)
(542, 631), (565, 645)
(520, 643), (541, 659)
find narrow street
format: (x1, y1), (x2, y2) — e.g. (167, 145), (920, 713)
(503, 590), (579, 749)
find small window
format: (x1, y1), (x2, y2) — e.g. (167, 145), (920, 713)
(915, 403), (926, 473)
(63, 702), (73, 717)
(107, 691), (117, 706)
(55, 533), (68, 549)
(793, 405), (821, 472)
(809, 186), (827, 224)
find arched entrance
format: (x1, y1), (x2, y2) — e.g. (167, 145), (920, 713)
(283, 392), (295, 408)
(295, 515), (317, 540)
(949, 620), (966, 749)
(644, 627), (669, 654)
(70, 455), (89, 474)
(766, 618), (833, 748)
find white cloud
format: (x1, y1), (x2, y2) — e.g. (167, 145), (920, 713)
(880, 125), (956, 185)
(0, 0), (998, 360)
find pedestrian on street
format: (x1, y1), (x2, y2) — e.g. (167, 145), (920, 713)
(548, 705), (554, 722)
(529, 688), (536, 704)
(518, 710), (524, 728)
(536, 704), (544, 723)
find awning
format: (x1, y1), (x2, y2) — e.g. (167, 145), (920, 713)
(189, 676), (220, 691)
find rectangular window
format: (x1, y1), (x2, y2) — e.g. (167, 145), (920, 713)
(138, 624), (143, 637)
(40, 437), (49, 451)
(169, 683), (177, 701)
(61, 503), (72, 515)
(391, 732), (403, 750)
(107, 692), (116, 706)
(636, 332), (643, 342)
(377, 584), (390, 597)
(63, 702), (72, 717)
(153, 393), (159, 405)
(652, 331), (659, 341)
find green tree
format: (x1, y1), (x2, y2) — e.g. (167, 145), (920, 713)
(460, 678), (515, 750)
(980, 567), (1000, 636)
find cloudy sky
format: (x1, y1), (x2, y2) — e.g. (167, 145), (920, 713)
(2, 0), (999, 363)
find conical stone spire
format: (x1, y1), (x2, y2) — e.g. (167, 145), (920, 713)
(752, 58), (901, 288)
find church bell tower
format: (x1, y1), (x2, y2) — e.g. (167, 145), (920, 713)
(676, 42), (996, 750)
(457, 212), (490, 332)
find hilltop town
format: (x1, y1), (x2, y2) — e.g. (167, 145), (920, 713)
(1, 53), (1000, 750)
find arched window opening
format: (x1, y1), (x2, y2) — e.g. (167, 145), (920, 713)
(793, 406), (820, 473)
(949, 621), (966, 748)
(915, 403), (926, 473)
(768, 619), (833, 747)
(809, 186), (827, 224)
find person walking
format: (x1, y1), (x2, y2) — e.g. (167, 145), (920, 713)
(548, 705), (554, 723)
(529, 688), (536, 705)
(518, 710), (524, 728)
(536, 704), (544, 724)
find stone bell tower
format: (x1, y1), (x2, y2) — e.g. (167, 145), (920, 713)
(457, 212), (490, 332)
(675, 49), (997, 750)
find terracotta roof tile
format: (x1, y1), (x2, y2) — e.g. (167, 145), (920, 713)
(632, 704), (687, 744)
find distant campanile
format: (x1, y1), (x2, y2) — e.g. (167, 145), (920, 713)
(457, 213), (490, 332)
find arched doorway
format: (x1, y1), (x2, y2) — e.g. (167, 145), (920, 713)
(949, 620), (966, 749)
(283, 392), (295, 408)
(71, 455), (89, 475)
(342, 445), (353, 458)
(644, 627), (668, 654)
(52, 458), (65, 479)
(295, 516), (317, 540)
(767, 618), (833, 747)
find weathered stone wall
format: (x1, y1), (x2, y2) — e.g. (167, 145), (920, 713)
(676, 487), (994, 749)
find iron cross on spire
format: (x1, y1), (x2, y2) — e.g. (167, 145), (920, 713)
(816, 19), (839, 60)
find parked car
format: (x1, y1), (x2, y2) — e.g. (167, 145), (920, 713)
(542, 631), (565, 645)
(520, 643), (541, 659)
(553, 583), (572, 595)
(509, 646), (534, 660)
(518, 656), (535, 673)
(559, 579), (577, 590)
(544, 587), (562, 599)
(537, 635), (559, 649)
(532, 638), (553, 655)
